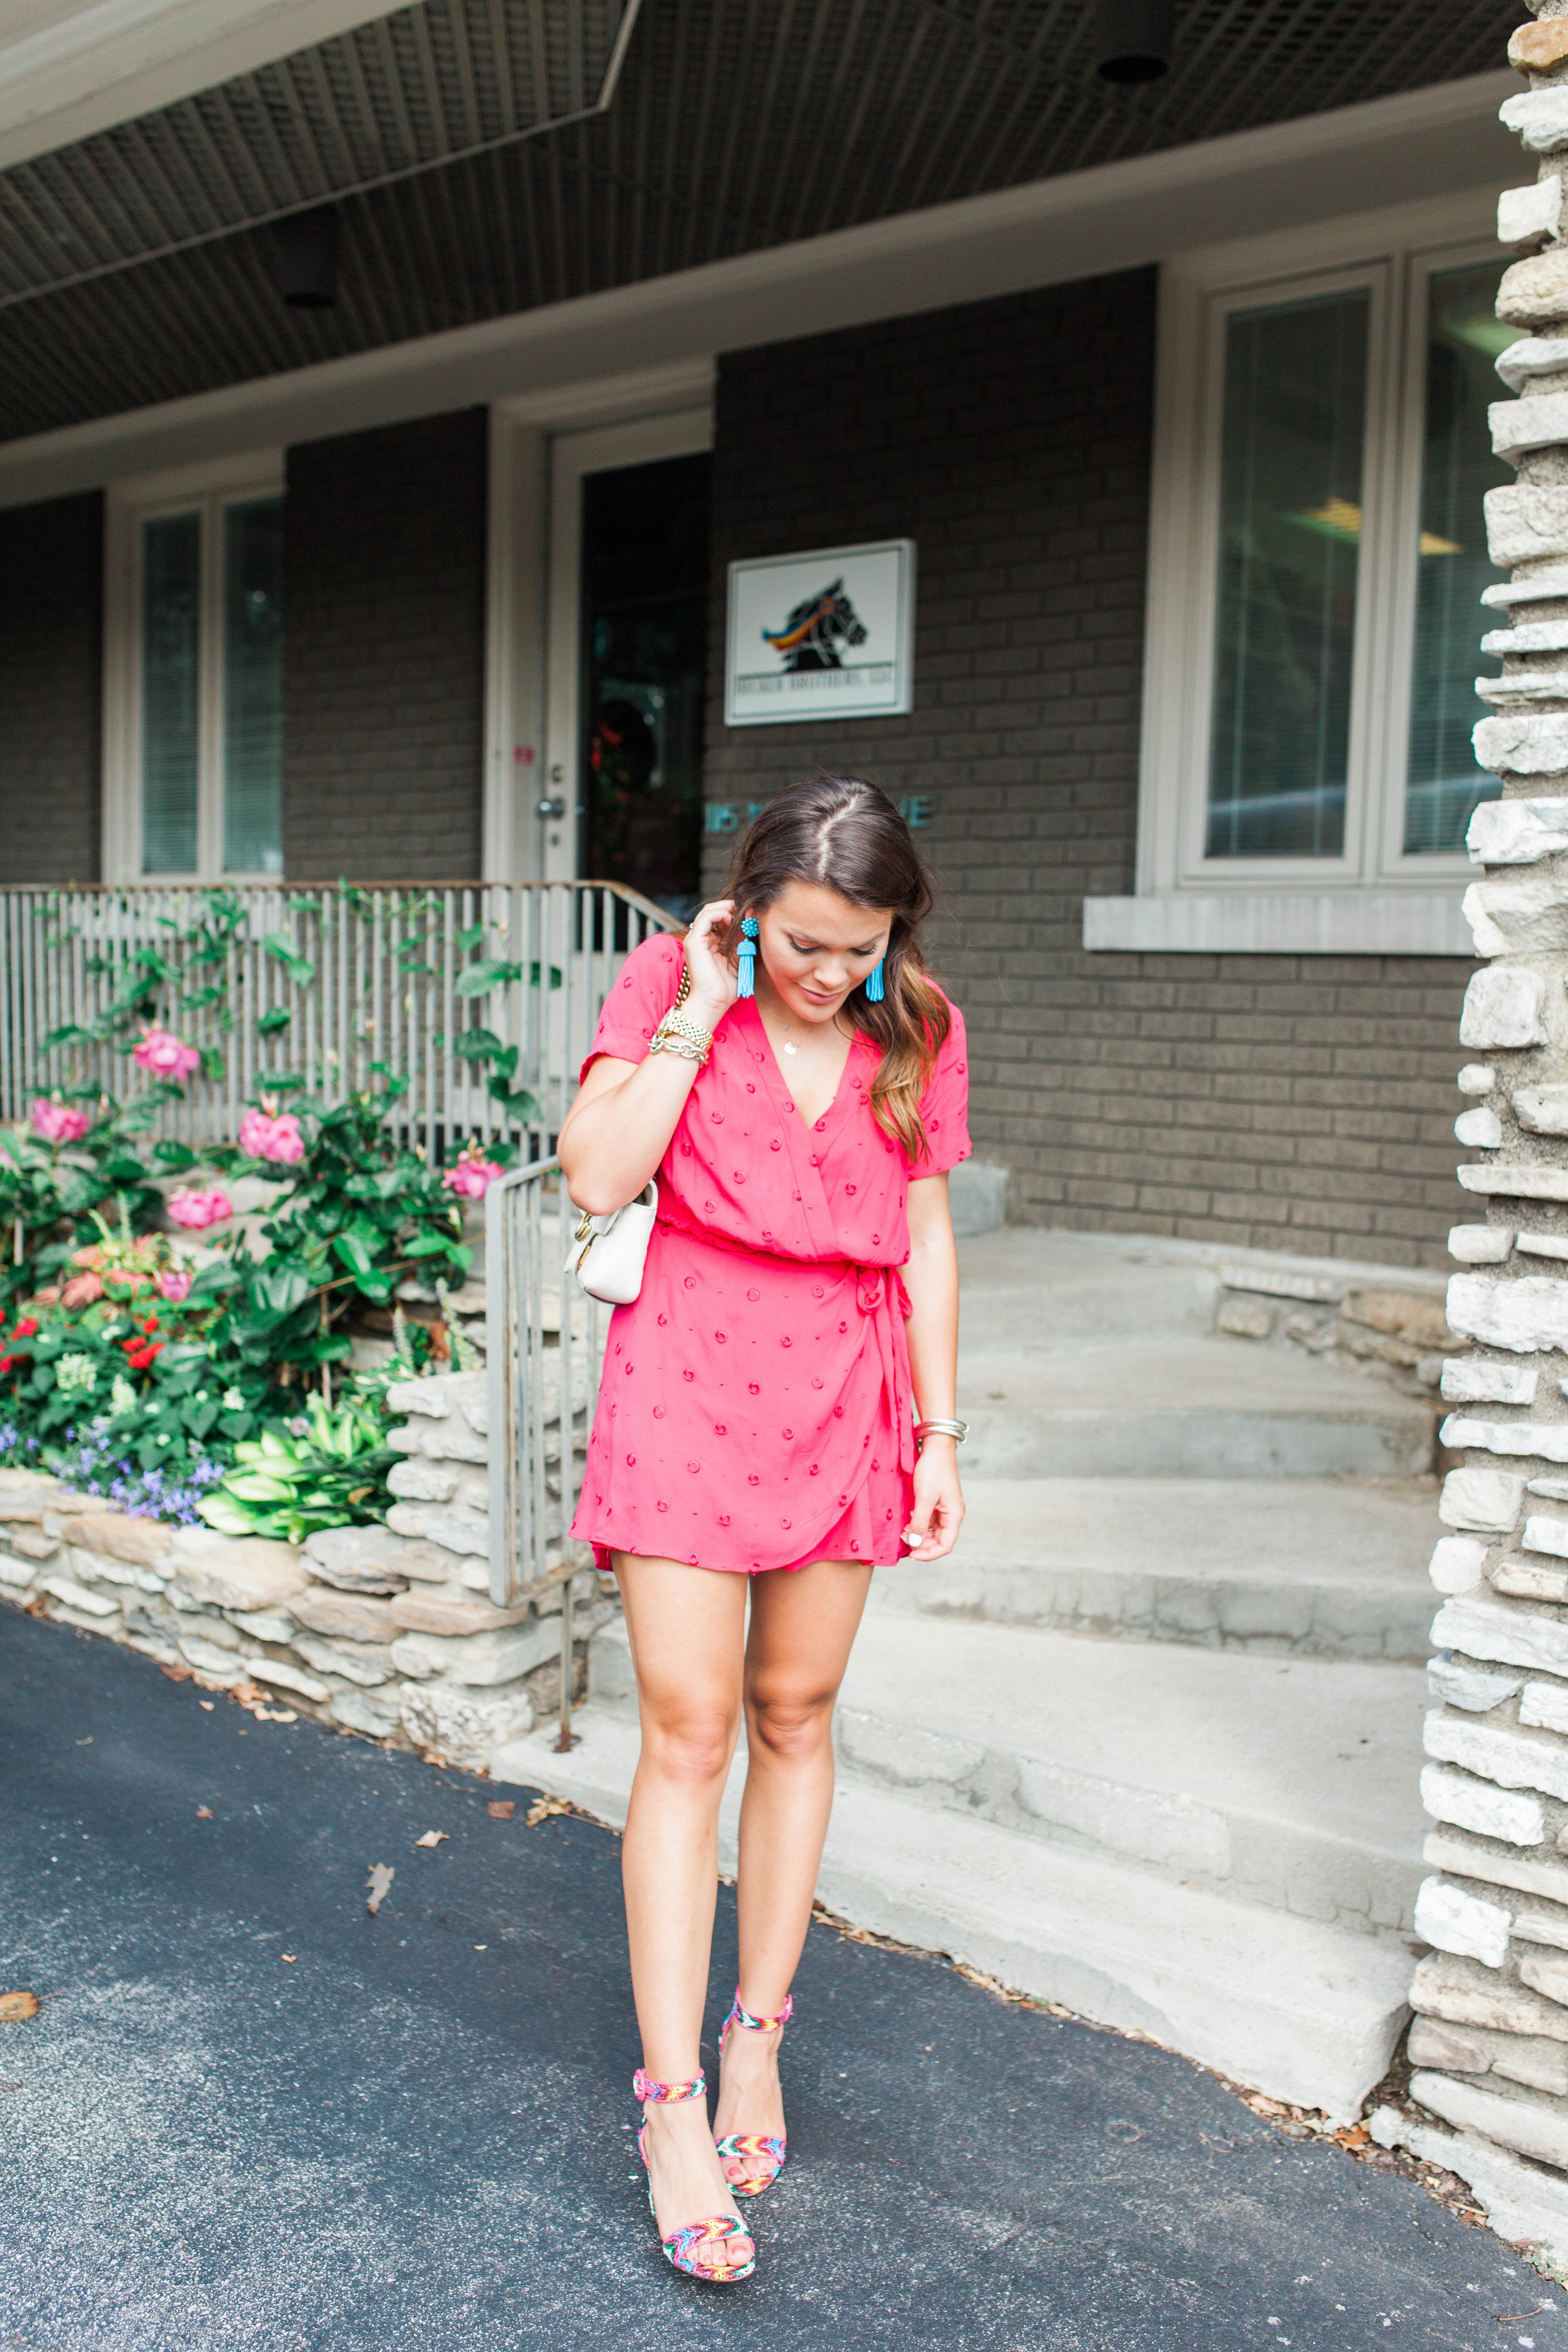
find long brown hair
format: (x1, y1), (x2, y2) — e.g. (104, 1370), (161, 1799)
(723, 776), (950, 1158)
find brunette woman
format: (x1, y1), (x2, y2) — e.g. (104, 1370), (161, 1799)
(557, 775), (970, 2285)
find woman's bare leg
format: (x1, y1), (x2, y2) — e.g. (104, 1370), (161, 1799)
(714, 1556), (874, 2189)
(616, 1552), (754, 2254)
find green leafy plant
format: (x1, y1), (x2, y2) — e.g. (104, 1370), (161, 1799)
(198, 1388), (397, 1543)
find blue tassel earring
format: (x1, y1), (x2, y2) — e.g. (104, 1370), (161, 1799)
(736, 917), (758, 999)
(865, 958), (885, 1003)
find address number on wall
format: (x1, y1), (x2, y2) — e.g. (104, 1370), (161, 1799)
(704, 795), (933, 834)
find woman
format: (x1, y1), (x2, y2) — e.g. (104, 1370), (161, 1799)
(557, 775), (970, 2286)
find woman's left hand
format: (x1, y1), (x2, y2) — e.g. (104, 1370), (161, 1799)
(900, 1442), (964, 1561)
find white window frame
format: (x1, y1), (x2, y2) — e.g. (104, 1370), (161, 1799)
(103, 450), (284, 884)
(1131, 185), (1505, 939)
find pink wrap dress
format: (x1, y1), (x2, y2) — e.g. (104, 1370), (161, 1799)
(569, 933), (972, 1576)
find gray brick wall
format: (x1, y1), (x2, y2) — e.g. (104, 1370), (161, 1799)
(0, 491), (102, 883)
(284, 408), (486, 881)
(705, 275), (1466, 1269)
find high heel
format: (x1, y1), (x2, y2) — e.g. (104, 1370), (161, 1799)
(714, 1989), (792, 2197)
(633, 2068), (757, 2284)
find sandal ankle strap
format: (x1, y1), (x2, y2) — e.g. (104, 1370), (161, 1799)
(725, 1988), (793, 2036)
(633, 2067), (706, 2104)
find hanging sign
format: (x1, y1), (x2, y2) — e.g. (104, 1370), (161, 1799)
(724, 539), (915, 727)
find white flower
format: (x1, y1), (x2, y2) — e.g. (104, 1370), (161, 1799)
(109, 1375), (137, 1417)
(222, 1387), (245, 1411)
(55, 1353), (98, 1394)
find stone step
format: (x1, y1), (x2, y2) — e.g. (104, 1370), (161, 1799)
(874, 1476), (1440, 1661)
(957, 1229), (1221, 1350)
(587, 1614), (1427, 1935)
(489, 1703), (1414, 2119)
(955, 1339), (1435, 1478)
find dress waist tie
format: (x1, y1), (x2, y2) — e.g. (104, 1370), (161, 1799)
(852, 1264), (916, 1475)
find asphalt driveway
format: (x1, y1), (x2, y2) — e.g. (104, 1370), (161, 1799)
(1, 1607), (1564, 2352)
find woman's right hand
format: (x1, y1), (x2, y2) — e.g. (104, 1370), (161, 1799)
(681, 899), (742, 1030)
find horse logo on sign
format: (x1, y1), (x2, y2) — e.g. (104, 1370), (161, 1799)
(761, 579), (868, 672)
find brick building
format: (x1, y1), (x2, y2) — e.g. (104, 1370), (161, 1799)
(0, 1), (1522, 1267)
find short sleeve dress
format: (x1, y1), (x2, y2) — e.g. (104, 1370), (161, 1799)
(568, 934), (971, 1576)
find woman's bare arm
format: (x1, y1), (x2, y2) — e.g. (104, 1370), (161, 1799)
(557, 900), (738, 1216)
(900, 1171), (963, 1561)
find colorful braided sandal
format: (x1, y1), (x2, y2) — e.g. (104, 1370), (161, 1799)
(634, 2069), (757, 2284)
(714, 1989), (793, 2197)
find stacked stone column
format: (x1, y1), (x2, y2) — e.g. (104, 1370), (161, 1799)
(1389, 1), (1568, 2243)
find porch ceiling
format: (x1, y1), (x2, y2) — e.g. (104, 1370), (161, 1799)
(0, 0), (1515, 448)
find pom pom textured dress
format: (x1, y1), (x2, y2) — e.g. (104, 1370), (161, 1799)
(569, 934), (971, 1577)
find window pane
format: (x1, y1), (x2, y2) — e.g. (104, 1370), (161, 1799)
(1206, 288), (1369, 860)
(1404, 260), (1510, 856)
(141, 512), (200, 874)
(223, 496), (284, 874)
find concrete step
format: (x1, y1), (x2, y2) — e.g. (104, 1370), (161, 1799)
(489, 1703), (1414, 2119)
(957, 1229), (1221, 1350)
(587, 1613), (1427, 1936)
(955, 1339), (1435, 1478)
(874, 1476), (1440, 1661)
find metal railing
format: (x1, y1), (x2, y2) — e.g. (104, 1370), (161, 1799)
(486, 1153), (607, 1751)
(0, 880), (677, 1150)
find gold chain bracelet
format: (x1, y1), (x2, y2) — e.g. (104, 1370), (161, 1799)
(649, 1006), (713, 1063)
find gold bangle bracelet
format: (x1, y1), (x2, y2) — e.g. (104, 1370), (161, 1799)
(648, 1010), (712, 1064)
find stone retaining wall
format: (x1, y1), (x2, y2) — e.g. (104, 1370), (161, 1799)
(0, 1369), (603, 1773)
(1376, 6), (1568, 2264)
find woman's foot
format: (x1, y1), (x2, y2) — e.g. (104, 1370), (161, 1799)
(640, 2095), (757, 2276)
(713, 1997), (788, 2194)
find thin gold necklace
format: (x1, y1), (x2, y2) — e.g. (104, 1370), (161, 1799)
(774, 1006), (845, 1057)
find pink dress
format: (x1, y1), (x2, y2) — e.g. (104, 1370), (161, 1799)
(569, 934), (972, 1576)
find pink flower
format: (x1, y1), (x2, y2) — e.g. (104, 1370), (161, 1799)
(238, 1108), (306, 1164)
(443, 1154), (503, 1201)
(30, 1098), (89, 1143)
(158, 1268), (193, 1302)
(166, 1188), (232, 1231)
(134, 1028), (200, 1080)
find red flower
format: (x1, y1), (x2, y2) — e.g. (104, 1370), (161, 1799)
(12, 1318), (38, 1339)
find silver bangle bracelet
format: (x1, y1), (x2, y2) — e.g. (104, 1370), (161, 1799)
(913, 1416), (968, 1444)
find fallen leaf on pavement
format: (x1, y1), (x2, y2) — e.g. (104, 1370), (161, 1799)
(1332, 2124), (1370, 2150)
(486, 1801), (515, 1820)
(280, 1954), (296, 1963)
(75, 1736), (92, 1745)
(526, 1795), (574, 1828)
(161, 1665), (192, 1682)
(250, 1706), (297, 1723)
(0, 1992), (41, 2022)
(195, 1806), (213, 1819)
(198, 1701), (215, 1712)
(413, 1829), (448, 1848)
(366, 1864), (394, 1915)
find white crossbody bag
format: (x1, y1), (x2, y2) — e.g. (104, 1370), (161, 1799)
(567, 1179), (658, 1304)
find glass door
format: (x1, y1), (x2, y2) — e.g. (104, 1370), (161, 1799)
(542, 407), (713, 905)
(579, 450), (710, 922)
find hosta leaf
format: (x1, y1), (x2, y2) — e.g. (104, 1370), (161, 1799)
(224, 1472), (296, 1501)
(198, 1495), (255, 1535)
